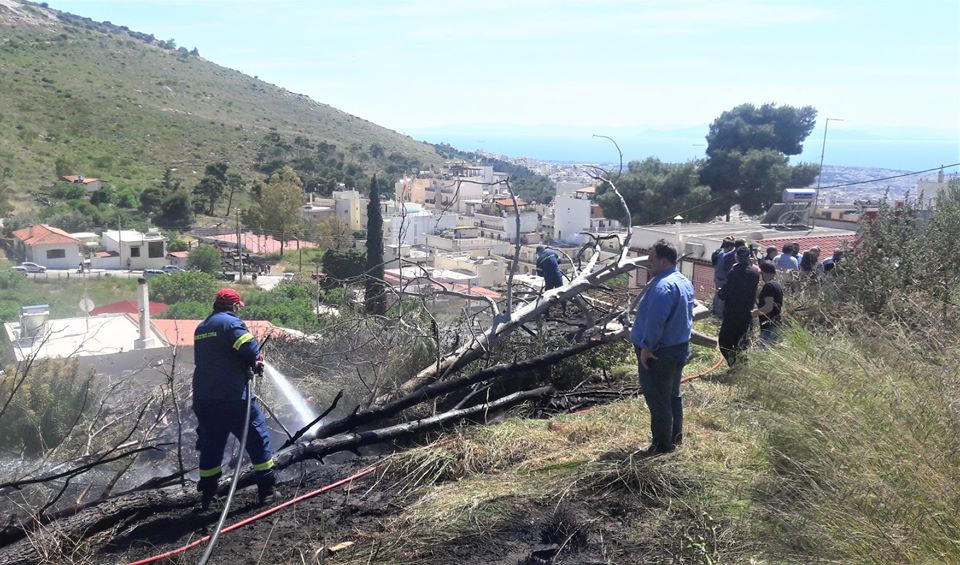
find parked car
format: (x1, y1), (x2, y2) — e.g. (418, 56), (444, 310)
(9, 266), (28, 275)
(143, 269), (166, 279)
(20, 262), (46, 273)
(161, 265), (186, 273)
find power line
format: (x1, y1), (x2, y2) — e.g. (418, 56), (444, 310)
(816, 162), (959, 190)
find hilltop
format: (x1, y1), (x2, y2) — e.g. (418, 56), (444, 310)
(0, 0), (441, 197)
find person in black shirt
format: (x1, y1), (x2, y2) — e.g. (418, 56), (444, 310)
(717, 246), (760, 366)
(752, 260), (783, 343)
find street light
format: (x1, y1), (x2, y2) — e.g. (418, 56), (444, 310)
(812, 117), (844, 228)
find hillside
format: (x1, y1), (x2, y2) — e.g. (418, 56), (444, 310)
(0, 0), (441, 198)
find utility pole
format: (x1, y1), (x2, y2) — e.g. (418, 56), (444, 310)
(812, 117), (844, 228)
(236, 208), (243, 281)
(118, 218), (123, 272)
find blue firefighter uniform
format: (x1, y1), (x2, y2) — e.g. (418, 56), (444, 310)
(536, 248), (564, 290)
(192, 309), (274, 502)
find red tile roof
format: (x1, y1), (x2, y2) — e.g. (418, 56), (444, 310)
(91, 300), (169, 316)
(494, 198), (529, 207)
(168, 251), (190, 258)
(59, 175), (102, 184)
(206, 232), (318, 255)
(757, 234), (857, 254)
(576, 186), (597, 194)
(134, 317), (282, 347)
(12, 224), (81, 246)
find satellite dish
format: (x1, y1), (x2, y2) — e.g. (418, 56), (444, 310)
(79, 296), (95, 314)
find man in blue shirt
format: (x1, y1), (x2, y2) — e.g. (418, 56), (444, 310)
(631, 239), (695, 454)
(773, 243), (799, 272)
(193, 288), (275, 509)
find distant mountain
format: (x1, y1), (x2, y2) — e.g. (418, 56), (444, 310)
(0, 0), (441, 197)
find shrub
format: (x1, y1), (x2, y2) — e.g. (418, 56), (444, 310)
(186, 245), (221, 274)
(149, 270), (217, 304)
(322, 248), (365, 280)
(160, 300), (209, 320)
(0, 359), (89, 454)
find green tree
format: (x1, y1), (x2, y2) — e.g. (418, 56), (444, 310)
(249, 165), (305, 257)
(192, 162), (228, 215)
(700, 103), (820, 217)
(365, 175), (386, 315)
(224, 172), (245, 216)
(596, 158), (714, 225)
(54, 157), (75, 177)
(186, 245), (221, 275)
(0, 168), (14, 217)
(139, 185), (165, 215)
(322, 248), (366, 280)
(149, 270), (219, 303)
(155, 188), (193, 229)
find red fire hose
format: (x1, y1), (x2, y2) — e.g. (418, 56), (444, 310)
(126, 466), (377, 565)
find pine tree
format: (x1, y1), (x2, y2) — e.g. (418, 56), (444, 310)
(365, 174), (386, 315)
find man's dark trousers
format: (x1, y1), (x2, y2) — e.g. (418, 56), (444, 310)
(638, 343), (688, 451)
(719, 314), (752, 366)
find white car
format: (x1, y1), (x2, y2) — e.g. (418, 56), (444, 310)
(143, 269), (166, 279)
(9, 266), (28, 275)
(20, 262), (46, 273)
(161, 265), (186, 273)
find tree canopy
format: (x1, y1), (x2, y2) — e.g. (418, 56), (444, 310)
(244, 165), (306, 257)
(700, 103), (819, 216)
(595, 158), (714, 224)
(186, 245), (221, 275)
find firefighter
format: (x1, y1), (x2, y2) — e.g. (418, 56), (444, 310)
(192, 288), (275, 509)
(536, 245), (564, 290)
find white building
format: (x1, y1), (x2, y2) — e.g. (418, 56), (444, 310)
(553, 187), (621, 245)
(433, 253), (504, 288)
(332, 189), (366, 230)
(424, 164), (492, 213)
(387, 202), (435, 246)
(472, 199), (540, 244)
(11, 224), (82, 270)
(96, 229), (167, 270)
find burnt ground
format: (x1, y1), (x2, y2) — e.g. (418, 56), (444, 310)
(92, 454), (638, 565)
(99, 458), (392, 565)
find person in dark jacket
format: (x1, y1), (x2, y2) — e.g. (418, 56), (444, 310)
(536, 245), (564, 290)
(718, 246), (760, 366)
(711, 237), (735, 317)
(193, 288), (275, 509)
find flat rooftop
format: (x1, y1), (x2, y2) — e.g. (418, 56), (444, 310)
(4, 314), (168, 362)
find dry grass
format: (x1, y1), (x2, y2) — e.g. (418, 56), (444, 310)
(342, 373), (770, 564)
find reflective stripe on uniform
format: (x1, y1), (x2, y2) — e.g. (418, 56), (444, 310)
(232, 332), (254, 350)
(199, 465), (222, 478)
(195, 331), (217, 341)
(252, 459), (275, 472)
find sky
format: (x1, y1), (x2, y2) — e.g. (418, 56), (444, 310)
(45, 0), (960, 169)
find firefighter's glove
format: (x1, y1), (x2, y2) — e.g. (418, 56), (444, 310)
(254, 352), (265, 376)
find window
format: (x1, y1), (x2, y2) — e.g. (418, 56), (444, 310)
(46, 249), (66, 259)
(130, 246), (141, 258)
(148, 241), (164, 258)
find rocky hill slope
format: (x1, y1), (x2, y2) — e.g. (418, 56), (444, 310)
(0, 0), (440, 194)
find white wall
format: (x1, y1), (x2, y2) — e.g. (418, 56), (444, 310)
(553, 194), (592, 244)
(27, 243), (82, 270)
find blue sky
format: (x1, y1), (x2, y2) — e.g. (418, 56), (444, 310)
(46, 1), (960, 167)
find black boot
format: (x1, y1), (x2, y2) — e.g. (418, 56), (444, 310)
(257, 470), (277, 505)
(197, 475), (220, 511)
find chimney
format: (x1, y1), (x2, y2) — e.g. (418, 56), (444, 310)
(134, 277), (158, 349)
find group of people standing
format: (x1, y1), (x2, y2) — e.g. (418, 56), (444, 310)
(711, 237), (843, 366)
